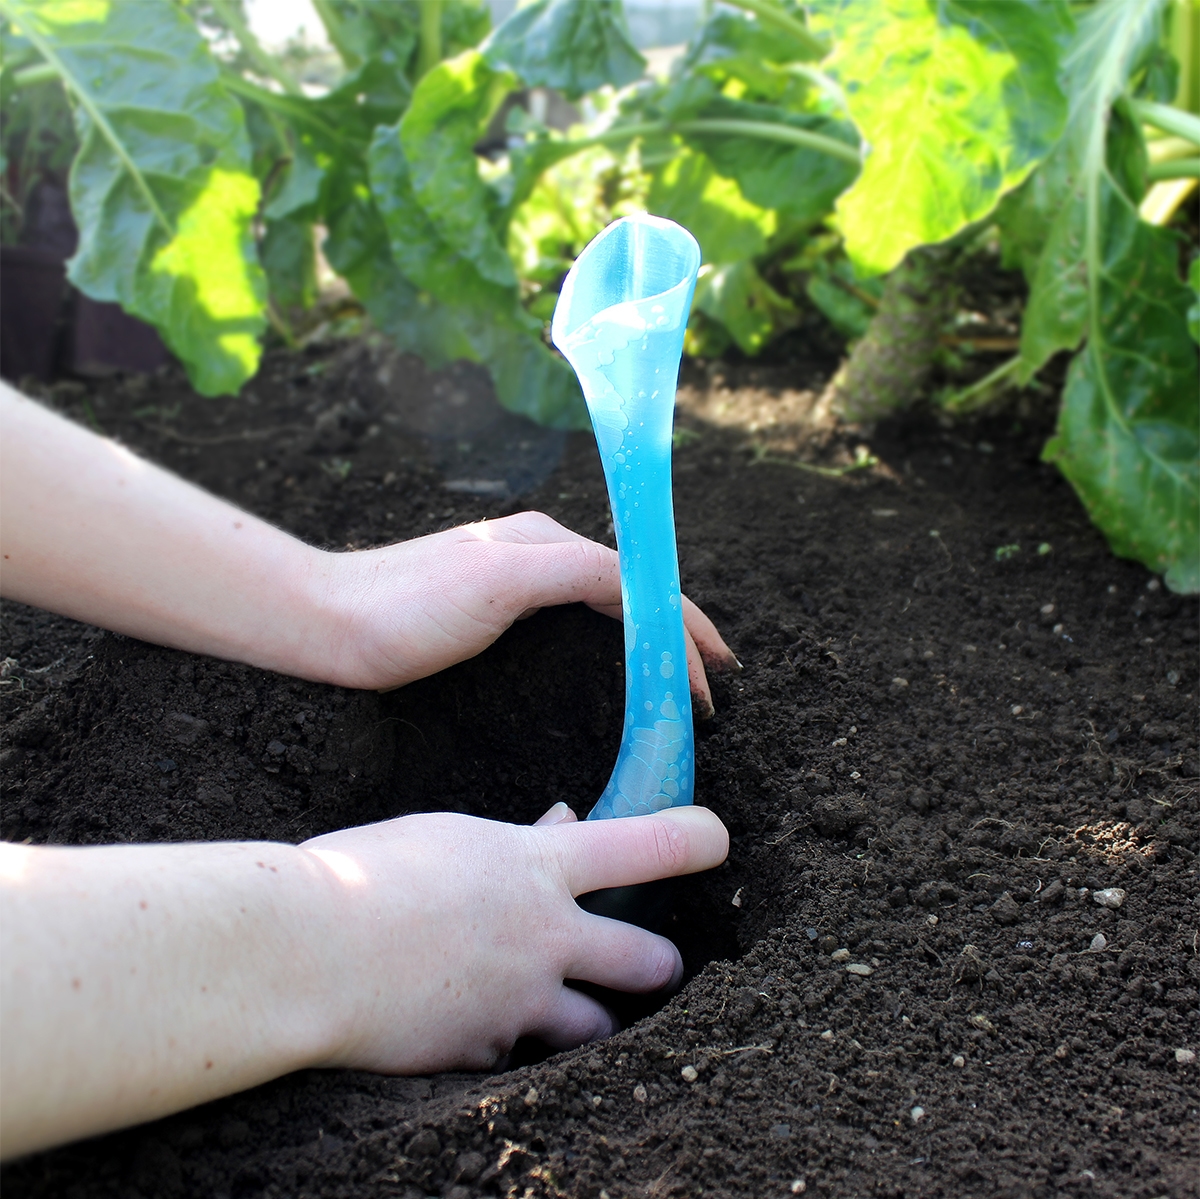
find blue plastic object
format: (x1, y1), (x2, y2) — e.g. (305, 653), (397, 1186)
(551, 213), (701, 821)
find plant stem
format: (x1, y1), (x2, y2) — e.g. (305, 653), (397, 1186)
(221, 73), (340, 142)
(678, 118), (860, 163)
(1146, 156), (1200, 179)
(575, 118), (860, 164)
(8, 61), (58, 88)
(0, 0), (173, 237)
(209, 0), (303, 96)
(1130, 97), (1200, 145)
(1139, 176), (1199, 224)
(418, 0), (443, 79)
(718, 0), (827, 59)
(941, 355), (1022, 413)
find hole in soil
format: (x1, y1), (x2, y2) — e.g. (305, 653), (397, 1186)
(366, 605), (747, 1062)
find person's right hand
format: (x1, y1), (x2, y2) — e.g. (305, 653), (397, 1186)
(301, 804), (728, 1073)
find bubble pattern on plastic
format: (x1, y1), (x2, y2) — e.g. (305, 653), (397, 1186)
(551, 214), (701, 820)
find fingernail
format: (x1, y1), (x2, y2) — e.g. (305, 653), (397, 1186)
(693, 693), (716, 721)
(534, 801), (572, 826)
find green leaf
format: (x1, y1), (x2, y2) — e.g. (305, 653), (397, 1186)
(263, 138), (323, 221)
(3, 0), (267, 395)
(679, 7), (823, 103)
(1011, 0), (1168, 378)
(811, 0), (1068, 276)
(482, 0), (644, 100)
(1043, 214), (1198, 592)
(261, 215), (316, 311)
(399, 50), (516, 289)
(804, 257), (878, 339)
(367, 123), (586, 430)
(313, 0), (487, 80)
(647, 148), (775, 264)
(692, 259), (795, 355)
(681, 96), (860, 225)
(506, 142), (637, 285)
(1188, 256), (1199, 344)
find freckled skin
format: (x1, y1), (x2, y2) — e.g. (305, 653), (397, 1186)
(0, 379), (735, 1159)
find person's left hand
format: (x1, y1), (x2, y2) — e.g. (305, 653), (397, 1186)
(319, 511), (739, 714)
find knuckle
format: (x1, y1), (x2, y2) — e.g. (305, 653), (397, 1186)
(649, 817), (688, 875)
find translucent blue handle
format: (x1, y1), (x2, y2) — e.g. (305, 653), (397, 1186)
(551, 214), (701, 821)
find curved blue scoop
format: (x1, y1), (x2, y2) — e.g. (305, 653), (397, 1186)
(551, 213), (701, 821)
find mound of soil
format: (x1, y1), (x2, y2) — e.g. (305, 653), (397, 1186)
(2, 339), (1197, 1199)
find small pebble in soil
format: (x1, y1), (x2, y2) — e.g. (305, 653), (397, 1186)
(1176, 1048), (1197, 1066)
(806, 927), (819, 941)
(1089, 933), (1108, 952)
(846, 963), (873, 976)
(911, 1106), (925, 1123)
(831, 948), (851, 962)
(771, 1123), (792, 1139)
(927, 915), (939, 926)
(820, 1029), (835, 1040)
(969, 1014), (996, 1033)
(1055, 1044), (1070, 1059)
(952, 1056), (965, 1068)
(790, 1181), (807, 1195)
(731, 888), (743, 908)
(1093, 888), (1126, 909)
(633, 1083), (648, 1102)
(680, 1065), (699, 1083)
(1016, 940), (1035, 950)
(523, 1088), (539, 1107)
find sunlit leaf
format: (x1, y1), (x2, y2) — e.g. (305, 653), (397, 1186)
(692, 260), (794, 355)
(399, 51), (516, 289)
(811, 0), (1068, 275)
(3, 0), (267, 394)
(1007, 0), (1167, 376)
(648, 148), (775, 264)
(482, 0), (644, 99)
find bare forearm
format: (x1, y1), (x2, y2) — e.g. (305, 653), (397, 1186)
(0, 384), (340, 681)
(0, 840), (343, 1158)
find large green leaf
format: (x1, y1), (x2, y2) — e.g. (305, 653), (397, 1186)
(314, 0), (488, 77)
(1043, 202), (1198, 592)
(692, 260), (795, 355)
(399, 50), (516, 290)
(482, 0), (644, 100)
(679, 7), (823, 105)
(647, 148), (775, 264)
(680, 96), (860, 225)
(367, 124), (586, 430)
(2, 0), (267, 395)
(810, 0), (1068, 276)
(1008, 0), (1168, 378)
(1036, 18), (1199, 593)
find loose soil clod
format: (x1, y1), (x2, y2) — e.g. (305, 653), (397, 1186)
(2, 341), (1197, 1199)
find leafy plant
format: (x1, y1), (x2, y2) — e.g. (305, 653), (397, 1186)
(1, 0), (1195, 590)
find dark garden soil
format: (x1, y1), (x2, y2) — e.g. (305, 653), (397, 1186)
(2, 331), (1197, 1199)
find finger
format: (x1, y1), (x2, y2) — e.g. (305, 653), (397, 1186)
(534, 802), (578, 826)
(685, 626), (715, 720)
(530, 985), (618, 1051)
(681, 595), (741, 672)
(566, 914), (683, 993)
(553, 806), (729, 897)
(586, 600), (713, 717)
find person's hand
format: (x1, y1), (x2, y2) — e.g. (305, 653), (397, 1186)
(320, 511), (740, 714)
(301, 803), (728, 1073)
